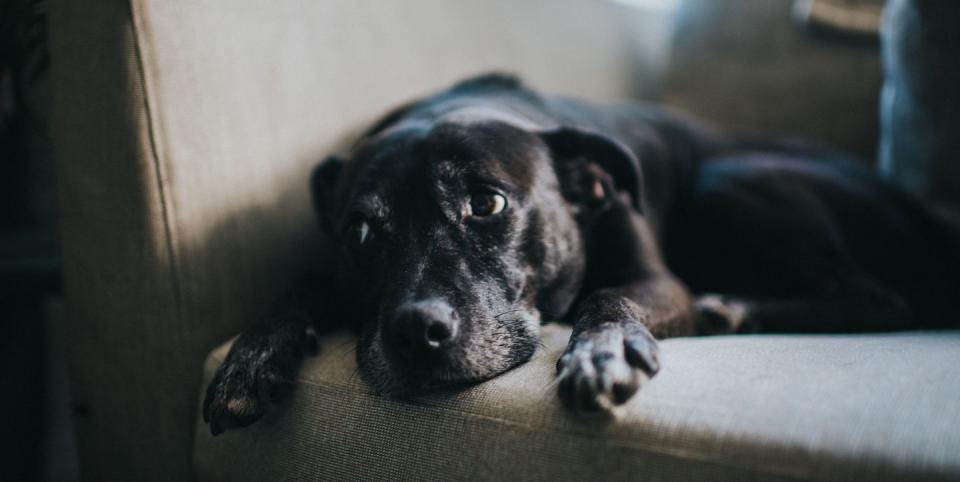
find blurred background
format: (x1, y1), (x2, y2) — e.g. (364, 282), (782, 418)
(3, 0), (957, 480)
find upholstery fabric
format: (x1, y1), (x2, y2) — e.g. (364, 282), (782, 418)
(49, 0), (646, 480)
(194, 325), (960, 481)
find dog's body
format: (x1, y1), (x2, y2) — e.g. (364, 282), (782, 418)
(204, 74), (960, 434)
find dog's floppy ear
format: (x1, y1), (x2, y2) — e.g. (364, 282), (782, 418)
(310, 155), (345, 233)
(540, 127), (644, 211)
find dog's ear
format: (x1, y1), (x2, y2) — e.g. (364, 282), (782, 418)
(540, 127), (644, 211)
(310, 155), (346, 234)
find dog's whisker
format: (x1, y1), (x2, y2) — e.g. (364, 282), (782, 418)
(539, 367), (567, 398)
(494, 308), (525, 320)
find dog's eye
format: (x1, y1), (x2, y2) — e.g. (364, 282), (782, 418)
(468, 193), (507, 217)
(350, 220), (372, 246)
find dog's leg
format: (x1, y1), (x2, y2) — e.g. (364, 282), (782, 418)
(556, 196), (697, 412)
(202, 276), (331, 435)
(695, 276), (914, 334)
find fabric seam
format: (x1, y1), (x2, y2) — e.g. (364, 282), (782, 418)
(126, 0), (186, 327)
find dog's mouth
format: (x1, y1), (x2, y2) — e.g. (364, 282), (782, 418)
(356, 316), (541, 396)
(386, 345), (533, 392)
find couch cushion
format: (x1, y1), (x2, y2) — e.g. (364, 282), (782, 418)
(193, 325), (960, 481)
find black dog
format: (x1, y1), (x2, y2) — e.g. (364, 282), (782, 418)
(203, 74), (960, 434)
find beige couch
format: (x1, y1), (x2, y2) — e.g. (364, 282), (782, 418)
(51, 0), (960, 480)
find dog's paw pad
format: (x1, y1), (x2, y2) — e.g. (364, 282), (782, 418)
(204, 372), (270, 435)
(202, 346), (298, 436)
(226, 396), (260, 419)
(556, 321), (660, 413)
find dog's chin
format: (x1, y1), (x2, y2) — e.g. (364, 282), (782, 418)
(356, 337), (538, 398)
(363, 359), (531, 399)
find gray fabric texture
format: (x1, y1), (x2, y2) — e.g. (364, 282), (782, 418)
(194, 325), (960, 481)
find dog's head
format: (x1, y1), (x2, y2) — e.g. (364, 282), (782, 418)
(311, 76), (642, 394)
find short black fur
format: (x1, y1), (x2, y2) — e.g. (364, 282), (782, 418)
(203, 74), (960, 433)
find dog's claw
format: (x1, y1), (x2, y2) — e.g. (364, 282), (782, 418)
(556, 321), (660, 412)
(624, 334), (660, 375)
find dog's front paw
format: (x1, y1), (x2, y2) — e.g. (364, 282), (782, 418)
(555, 321), (660, 412)
(202, 336), (300, 436)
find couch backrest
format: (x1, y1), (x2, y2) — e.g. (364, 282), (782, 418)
(661, 0), (883, 161)
(50, 1), (649, 479)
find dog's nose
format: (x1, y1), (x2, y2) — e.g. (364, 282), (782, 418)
(390, 299), (459, 358)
